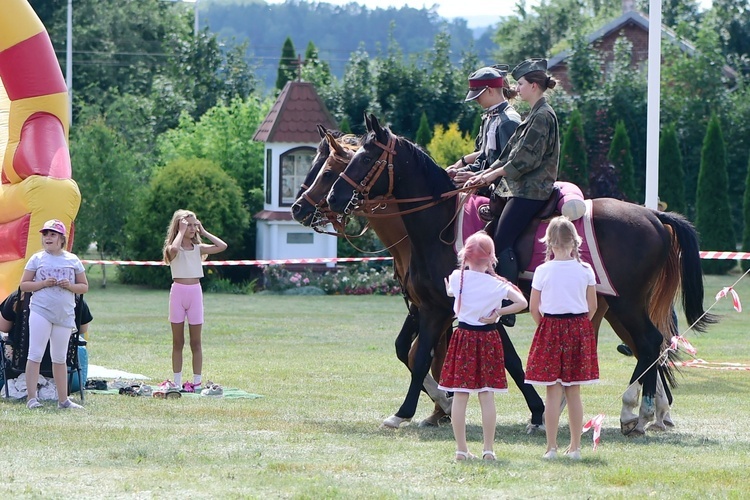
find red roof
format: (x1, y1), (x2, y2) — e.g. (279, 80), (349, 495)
(254, 209), (294, 221)
(253, 81), (338, 143)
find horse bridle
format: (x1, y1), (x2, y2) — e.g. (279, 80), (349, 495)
(337, 134), (397, 215)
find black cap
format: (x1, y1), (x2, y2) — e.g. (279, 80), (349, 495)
(511, 58), (548, 81)
(465, 66), (506, 102)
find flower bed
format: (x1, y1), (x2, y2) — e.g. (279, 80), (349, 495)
(262, 263), (402, 295)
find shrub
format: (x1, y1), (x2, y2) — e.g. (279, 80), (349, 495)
(121, 158), (250, 288)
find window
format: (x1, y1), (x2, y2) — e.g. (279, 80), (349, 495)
(265, 149), (273, 204)
(279, 147), (315, 206)
(287, 232), (314, 244)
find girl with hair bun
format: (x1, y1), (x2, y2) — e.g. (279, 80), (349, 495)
(438, 231), (528, 462)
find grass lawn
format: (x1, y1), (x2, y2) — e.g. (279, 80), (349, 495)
(1, 266), (749, 498)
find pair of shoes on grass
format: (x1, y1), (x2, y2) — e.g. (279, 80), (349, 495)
(200, 381), (223, 398)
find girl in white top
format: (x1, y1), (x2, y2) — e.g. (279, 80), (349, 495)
(438, 231), (527, 461)
(525, 216), (598, 461)
(20, 219), (88, 410)
(162, 209), (227, 393)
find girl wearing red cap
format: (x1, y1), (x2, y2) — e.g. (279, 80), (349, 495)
(465, 58), (560, 328)
(20, 219), (88, 410)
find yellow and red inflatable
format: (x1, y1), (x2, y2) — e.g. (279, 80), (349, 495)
(0, 0), (80, 298)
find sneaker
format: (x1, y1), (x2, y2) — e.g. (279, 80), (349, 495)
(27, 397), (43, 409)
(200, 383), (224, 398)
(58, 399), (84, 410)
(542, 449), (557, 460)
(136, 384), (153, 397)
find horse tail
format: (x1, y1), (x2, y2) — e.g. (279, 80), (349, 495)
(654, 211), (719, 334)
(647, 223), (680, 339)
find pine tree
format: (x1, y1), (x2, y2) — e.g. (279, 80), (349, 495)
(339, 116), (352, 135)
(608, 120), (636, 202)
(415, 112), (432, 147)
(275, 37), (297, 92)
(658, 123), (686, 214)
(742, 154), (750, 272)
(695, 114), (736, 274)
(558, 109), (589, 192)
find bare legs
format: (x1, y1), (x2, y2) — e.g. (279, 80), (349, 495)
(451, 392), (469, 458)
(451, 391), (497, 460)
(545, 383), (583, 456)
(171, 322), (203, 379)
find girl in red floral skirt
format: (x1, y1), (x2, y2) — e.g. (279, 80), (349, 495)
(525, 216), (598, 461)
(439, 231), (528, 461)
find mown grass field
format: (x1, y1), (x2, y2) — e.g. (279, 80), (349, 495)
(0, 266), (748, 498)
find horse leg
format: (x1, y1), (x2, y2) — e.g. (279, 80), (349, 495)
(395, 304), (419, 367)
(605, 310), (646, 435)
(420, 326), (453, 428)
(606, 306), (662, 436)
(591, 296), (609, 344)
(383, 314), (448, 428)
(498, 326), (545, 433)
(648, 371), (671, 431)
(393, 307), (450, 427)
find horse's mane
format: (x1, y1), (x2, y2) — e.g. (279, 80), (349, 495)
(396, 135), (455, 198)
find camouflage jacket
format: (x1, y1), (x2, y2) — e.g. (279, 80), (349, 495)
(491, 97), (559, 201)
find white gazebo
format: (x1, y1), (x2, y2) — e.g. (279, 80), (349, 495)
(252, 81), (338, 262)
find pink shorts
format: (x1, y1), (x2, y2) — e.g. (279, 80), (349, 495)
(169, 282), (204, 325)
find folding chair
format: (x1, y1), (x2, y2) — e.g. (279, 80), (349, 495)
(1, 289), (85, 401)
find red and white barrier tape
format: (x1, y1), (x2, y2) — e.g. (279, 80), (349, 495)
(80, 252), (749, 267)
(672, 359), (750, 371)
(81, 257), (394, 267)
(699, 251), (750, 260)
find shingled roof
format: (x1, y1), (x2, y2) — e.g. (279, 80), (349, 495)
(252, 81), (338, 143)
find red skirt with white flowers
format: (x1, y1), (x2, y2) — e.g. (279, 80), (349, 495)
(525, 314), (599, 386)
(438, 323), (507, 393)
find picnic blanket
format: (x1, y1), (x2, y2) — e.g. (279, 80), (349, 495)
(87, 387), (263, 399)
(87, 364), (150, 380)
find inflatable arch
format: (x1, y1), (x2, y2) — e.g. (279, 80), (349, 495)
(0, 0), (81, 299)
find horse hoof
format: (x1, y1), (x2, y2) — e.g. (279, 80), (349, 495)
(438, 415), (452, 426)
(647, 422), (667, 432)
(526, 423), (546, 435)
(418, 418), (438, 428)
(620, 418), (639, 436)
(381, 415), (411, 429)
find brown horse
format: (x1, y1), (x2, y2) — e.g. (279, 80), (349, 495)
(327, 113), (716, 436)
(292, 131), (546, 430)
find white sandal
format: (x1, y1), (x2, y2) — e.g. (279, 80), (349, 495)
(482, 450), (496, 461)
(455, 450), (476, 461)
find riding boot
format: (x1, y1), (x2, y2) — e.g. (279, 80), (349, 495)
(496, 248), (519, 327)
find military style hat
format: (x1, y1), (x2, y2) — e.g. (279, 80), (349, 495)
(465, 66), (506, 102)
(511, 58), (548, 81)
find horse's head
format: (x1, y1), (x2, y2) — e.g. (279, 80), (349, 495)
(327, 113), (396, 214)
(291, 125), (342, 223)
(291, 131), (359, 226)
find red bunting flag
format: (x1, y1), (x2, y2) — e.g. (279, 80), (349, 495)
(670, 335), (697, 356)
(715, 287), (742, 313)
(582, 414), (605, 450)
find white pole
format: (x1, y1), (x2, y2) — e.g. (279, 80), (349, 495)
(66, 0), (73, 127)
(194, 0), (199, 37)
(644, 0), (662, 210)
